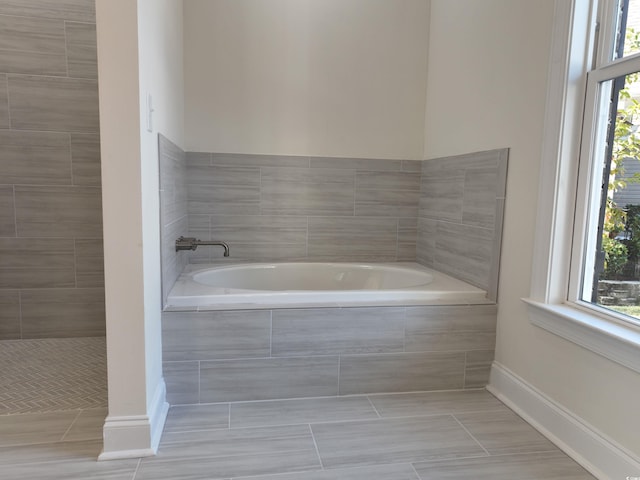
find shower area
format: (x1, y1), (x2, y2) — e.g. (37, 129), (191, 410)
(0, 0), (106, 418)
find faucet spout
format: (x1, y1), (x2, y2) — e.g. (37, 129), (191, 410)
(197, 239), (230, 257)
(175, 236), (230, 257)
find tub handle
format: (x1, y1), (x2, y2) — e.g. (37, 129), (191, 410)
(175, 236), (230, 257)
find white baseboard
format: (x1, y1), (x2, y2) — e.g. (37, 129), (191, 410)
(99, 378), (169, 461)
(488, 362), (640, 480)
(148, 378), (170, 453)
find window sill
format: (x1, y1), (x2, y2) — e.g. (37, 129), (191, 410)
(523, 298), (640, 374)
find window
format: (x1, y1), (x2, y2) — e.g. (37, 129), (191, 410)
(526, 0), (640, 374)
(572, 0), (640, 327)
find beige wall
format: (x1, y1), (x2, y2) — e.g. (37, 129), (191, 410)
(183, 0), (430, 159)
(137, 0), (185, 411)
(424, 0), (640, 458)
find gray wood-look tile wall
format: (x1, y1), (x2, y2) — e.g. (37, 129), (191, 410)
(0, 0), (103, 339)
(418, 149), (508, 300)
(162, 305), (497, 404)
(163, 149), (507, 299)
(158, 135), (188, 306)
(181, 152), (423, 265)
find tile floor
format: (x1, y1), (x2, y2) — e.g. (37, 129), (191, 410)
(0, 389), (596, 480)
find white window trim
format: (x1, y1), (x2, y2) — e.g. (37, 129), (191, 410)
(527, 0), (640, 374)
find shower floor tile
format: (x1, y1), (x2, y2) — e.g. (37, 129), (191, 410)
(0, 337), (107, 415)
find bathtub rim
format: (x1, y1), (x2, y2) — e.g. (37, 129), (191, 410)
(165, 262), (493, 311)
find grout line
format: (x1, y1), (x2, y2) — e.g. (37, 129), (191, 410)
(410, 462), (423, 479)
(365, 395), (382, 418)
(59, 409), (83, 441)
(130, 457), (142, 480)
(308, 424), (325, 470)
(451, 413), (490, 456)
(172, 408), (510, 434)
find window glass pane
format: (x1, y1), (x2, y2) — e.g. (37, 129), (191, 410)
(584, 70), (640, 324)
(620, 0), (640, 58)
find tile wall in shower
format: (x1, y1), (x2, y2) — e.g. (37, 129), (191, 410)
(0, 0), (103, 339)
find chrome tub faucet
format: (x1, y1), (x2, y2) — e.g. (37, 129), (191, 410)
(175, 236), (230, 257)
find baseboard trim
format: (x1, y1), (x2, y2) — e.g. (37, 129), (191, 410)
(99, 378), (169, 461)
(488, 361), (640, 480)
(148, 378), (170, 453)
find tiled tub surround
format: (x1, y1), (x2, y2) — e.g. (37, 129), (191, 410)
(183, 152), (422, 265)
(161, 150), (505, 404)
(162, 304), (496, 404)
(165, 149), (507, 301)
(158, 135), (188, 306)
(0, 0), (103, 339)
(417, 149), (508, 299)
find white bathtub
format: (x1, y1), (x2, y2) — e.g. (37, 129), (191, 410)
(166, 262), (489, 310)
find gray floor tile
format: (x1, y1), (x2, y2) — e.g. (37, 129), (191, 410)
(0, 410), (79, 446)
(0, 439), (104, 466)
(230, 396), (378, 429)
(61, 408), (107, 442)
(413, 451), (596, 479)
(454, 408), (559, 455)
(163, 404), (229, 433)
(368, 389), (504, 417)
(0, 457), (138, 480)
(311, 415), (486, 469)
(136, 425), (321, 479)
(232, 463), (421, 479)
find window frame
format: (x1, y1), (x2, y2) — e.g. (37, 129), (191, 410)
(526, 0), (640, 374)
